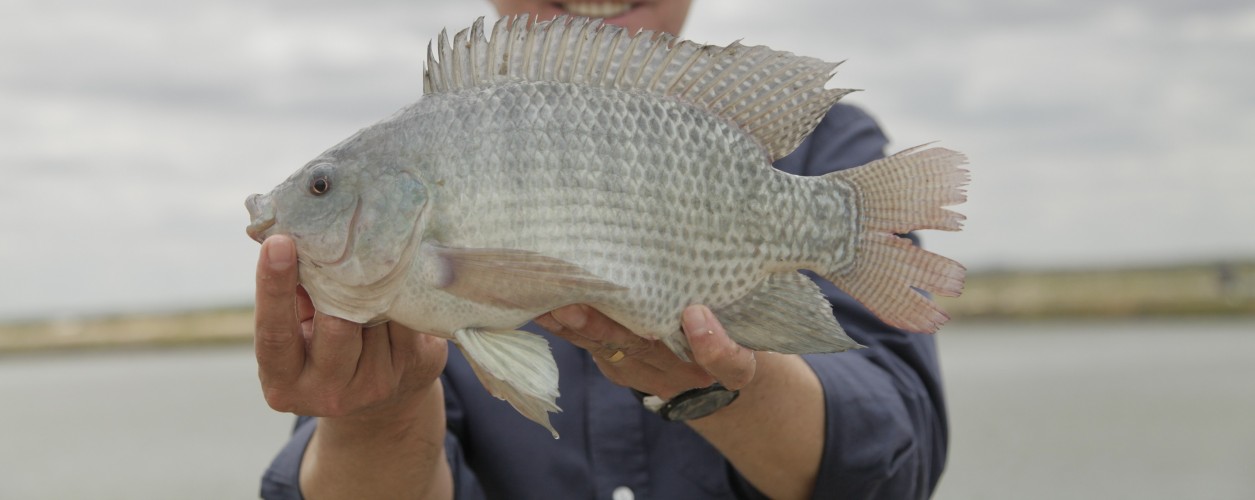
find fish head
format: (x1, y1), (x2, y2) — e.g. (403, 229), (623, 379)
(245, 143), (430, 316)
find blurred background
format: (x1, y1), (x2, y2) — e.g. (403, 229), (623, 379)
(1, 0), (1252, 498)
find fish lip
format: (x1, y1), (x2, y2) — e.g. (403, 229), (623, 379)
(245, 193), (276, 243)
(246, 217), (275, 243)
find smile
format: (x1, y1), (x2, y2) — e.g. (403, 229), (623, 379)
(554, 2), (636, 19)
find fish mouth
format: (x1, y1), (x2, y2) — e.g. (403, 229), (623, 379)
(246, 217), (275, 243)
(245, 193), (276, 243)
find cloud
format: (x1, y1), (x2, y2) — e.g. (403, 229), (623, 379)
(683, 1), (1255, 269)
(2, 0), (1252, 318)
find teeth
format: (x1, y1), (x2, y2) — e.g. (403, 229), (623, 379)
(560, 2), (633, 18)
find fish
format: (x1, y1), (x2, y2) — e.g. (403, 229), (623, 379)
(244, 15), (968, 437)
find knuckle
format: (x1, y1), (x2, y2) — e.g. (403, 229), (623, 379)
(697, 343), (753, 387)
(262, 387), (296, 413)
(254, 312), (298, 348)
(254, 326), (293, 351)
(723, 354), (756, 389)
(697, 340), (737, 366)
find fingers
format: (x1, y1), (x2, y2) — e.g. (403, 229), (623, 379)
(538, 304), (720, 398)
(589, 351), (714, 400)
(684, 305), (756, 391)
(251, 236), (448, 419)
(541, 305), (655, 363)
(393, 324), (450, 383)
(254, 235), (306, 391)
(352, 321), (396, 401)
(295, 285), (315, 323)
(305, 312), (366, 389)
(355, 322), (448, 415)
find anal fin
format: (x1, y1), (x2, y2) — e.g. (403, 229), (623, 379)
(715, 272), (863, 354)
(453, 327), (562, 438)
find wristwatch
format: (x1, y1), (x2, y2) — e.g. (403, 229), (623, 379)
(632, 383), (740, 421)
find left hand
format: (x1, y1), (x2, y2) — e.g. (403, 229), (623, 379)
(535, 304), (757, 400)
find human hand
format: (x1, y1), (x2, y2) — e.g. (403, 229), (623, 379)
(253, 235), (448, 423)
(535, 304), (756, 400)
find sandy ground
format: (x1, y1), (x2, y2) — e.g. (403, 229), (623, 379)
(0, 318), (1252, 499)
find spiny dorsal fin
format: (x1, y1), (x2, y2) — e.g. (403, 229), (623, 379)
(423, 15), (855, 161)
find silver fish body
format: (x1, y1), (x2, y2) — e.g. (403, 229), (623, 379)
(245, 16), (969, 436)
(394, 82), (842, 342)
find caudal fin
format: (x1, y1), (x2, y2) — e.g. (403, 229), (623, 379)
(822, 146), (969, 333)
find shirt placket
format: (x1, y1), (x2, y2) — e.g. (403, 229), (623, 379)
(585, 353), (651, 500)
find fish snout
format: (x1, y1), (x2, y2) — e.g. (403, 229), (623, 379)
(245, 193), (277, 243)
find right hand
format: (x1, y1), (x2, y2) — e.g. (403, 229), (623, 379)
(253, 235), (448, 422)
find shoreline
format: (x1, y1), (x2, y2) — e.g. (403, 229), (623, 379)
(3, 261), (1251, 353)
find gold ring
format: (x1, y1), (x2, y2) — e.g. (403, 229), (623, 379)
(607, 350), (626, 363)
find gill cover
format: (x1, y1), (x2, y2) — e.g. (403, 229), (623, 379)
(328, 168), (428, 288)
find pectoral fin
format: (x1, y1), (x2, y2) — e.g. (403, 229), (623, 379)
(429, 244), (626, 311)
(453, 327), (562, 438)
(715, 272), (863, 354)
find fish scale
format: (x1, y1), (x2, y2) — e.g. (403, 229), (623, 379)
(245, 15), (968, 435)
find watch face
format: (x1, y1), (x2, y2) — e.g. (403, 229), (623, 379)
(661, 385), (740, 421)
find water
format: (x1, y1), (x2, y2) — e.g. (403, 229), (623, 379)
(0, 345), (293, 499)
(1, 319), (1252, 499)
(934, 318), (1255, 500)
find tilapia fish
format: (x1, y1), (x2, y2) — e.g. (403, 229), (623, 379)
(245, 15), (968, 436)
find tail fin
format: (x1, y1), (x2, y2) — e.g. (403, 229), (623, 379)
(822, 146), (969, 333)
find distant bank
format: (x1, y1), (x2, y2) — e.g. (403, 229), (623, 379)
(2, 261), (1252, 352)
(938, 260), (1255, 318)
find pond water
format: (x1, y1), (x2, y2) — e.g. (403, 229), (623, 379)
(1, 317), (1252, 499)
(934, 317), (1255, 500)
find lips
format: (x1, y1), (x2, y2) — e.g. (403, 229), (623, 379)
(245, 193), (276, 243)
(556, 2), (635, 19)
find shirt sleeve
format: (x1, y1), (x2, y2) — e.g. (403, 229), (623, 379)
(259, 375), (489, 500)
(259, 416), (315, 500)
(442, 372), (488, 500)
(730, 104), (949, 500)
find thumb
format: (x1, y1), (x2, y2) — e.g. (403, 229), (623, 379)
(255, 235), (305, 387)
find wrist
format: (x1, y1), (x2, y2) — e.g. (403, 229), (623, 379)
(685, 352), (801, 426)
(633, 383), (741, 421)
(301, 379), (453, 499)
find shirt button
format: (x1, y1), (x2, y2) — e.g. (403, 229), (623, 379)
(612, 486), (635, 500)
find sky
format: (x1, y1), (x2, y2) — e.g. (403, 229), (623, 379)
(2, 0), (1252, 320)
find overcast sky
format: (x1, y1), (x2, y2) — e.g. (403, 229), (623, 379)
(2, 0), (1252, 319)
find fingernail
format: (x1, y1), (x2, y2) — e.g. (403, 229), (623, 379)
(683, 305), (708, 335)
(266, 236), (294, 272)
(553, 306), (587, 330)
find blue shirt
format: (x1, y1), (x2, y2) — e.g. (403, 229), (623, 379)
(261, 104), (948, 500)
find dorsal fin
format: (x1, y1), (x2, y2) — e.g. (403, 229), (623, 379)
(423, 15), (855, 161)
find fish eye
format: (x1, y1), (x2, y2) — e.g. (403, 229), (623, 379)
(309, 175), (331, 195)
